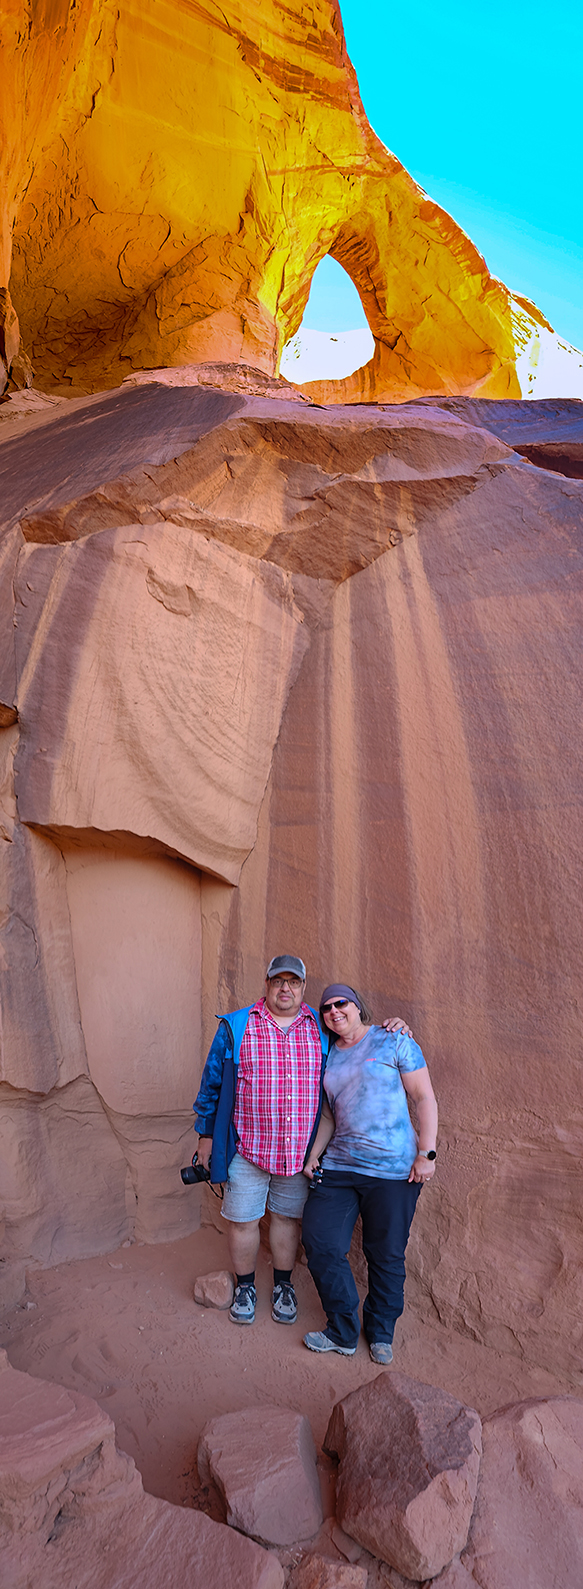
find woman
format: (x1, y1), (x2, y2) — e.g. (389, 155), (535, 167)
(302, 983), (438, 1363)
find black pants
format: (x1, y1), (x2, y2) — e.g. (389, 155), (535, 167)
(302, 1168), (421, 1348)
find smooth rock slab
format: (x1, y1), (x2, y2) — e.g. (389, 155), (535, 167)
(14, 519), (306, 886)
(194, 1269), (234, 1309)
(198, 1406), (323, 1545)
(324, 1372), (482, 1581)
(435, 1395), (583, 1589)
(0, 1351), (282, 1589)
(331, 1521), (365, 1563)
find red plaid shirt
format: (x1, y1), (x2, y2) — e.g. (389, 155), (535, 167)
(233, 999), (323, 1175)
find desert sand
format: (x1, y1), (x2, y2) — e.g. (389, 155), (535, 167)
(0, 1210), (572, 1516)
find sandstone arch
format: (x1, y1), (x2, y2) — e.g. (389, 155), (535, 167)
(3, 0), (529, 400)
(292, 203), (518, 402)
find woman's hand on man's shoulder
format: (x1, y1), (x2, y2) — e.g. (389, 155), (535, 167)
(382, 1016), (413, 1039)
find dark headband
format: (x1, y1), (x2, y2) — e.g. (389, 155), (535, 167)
(320, 984), (360, 1006)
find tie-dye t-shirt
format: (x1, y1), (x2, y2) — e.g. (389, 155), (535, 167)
(322, 1026), (426, 1179)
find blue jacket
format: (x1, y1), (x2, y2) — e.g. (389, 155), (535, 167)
(193, 1004), (330, 1184)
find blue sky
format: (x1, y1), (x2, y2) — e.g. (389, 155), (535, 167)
(303, 0), (583, 349)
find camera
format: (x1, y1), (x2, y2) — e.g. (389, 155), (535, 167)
(180, 1153), (211, 1186)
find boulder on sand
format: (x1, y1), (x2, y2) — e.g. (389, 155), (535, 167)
(324, 1372), (482, 1581)
(198, 1406), (323, 1545)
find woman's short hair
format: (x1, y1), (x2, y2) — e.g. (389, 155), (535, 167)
(319, 987), (374, 1032)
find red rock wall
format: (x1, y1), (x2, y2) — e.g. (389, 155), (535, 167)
(217, 413), (583, 1384)
(1, 381), (582, 1390)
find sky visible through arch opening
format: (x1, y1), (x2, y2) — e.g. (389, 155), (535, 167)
(282, 0), (582, 388)
(280, 257), (375, 384)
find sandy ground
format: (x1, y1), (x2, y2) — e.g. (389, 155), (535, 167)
(0, 1212), (572, 1515)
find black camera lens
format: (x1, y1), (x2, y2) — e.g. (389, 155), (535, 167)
(180, 1165), (200, 1184)
(180, 1157), (211, 1185)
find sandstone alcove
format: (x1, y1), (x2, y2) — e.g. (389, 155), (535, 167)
(1, 383), (582, 1383)
(2, 381), (583, 1589)
(61, 845), (202, 1120)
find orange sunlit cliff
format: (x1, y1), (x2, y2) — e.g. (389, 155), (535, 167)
(2, 0), (545, 400)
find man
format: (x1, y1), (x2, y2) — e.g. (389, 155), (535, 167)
(194, 955), (325, 1326)
(194, 954), (410, 1328)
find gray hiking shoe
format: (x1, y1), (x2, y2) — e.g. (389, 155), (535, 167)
(271, 1281), (297, 1325)
(303, 1330), (356, 1356)
(369, 1342), (393, 1364)
(229, 1283), (257, 1325)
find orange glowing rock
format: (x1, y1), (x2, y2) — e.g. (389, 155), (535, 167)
(3, 1), (533, 400)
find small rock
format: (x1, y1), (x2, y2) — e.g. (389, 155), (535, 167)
(324, 1372), (482, 1582)
(198, 1407), (323, 1545)
(331, 1523), (363, 1563)
(193, 1269), (234, 1309)
(8, 351), (34, 390)
(292, 1555), (368, 1589)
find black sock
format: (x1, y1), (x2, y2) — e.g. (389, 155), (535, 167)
(236, 1271), (255, 1287)
(273, 1268), (292, 1286)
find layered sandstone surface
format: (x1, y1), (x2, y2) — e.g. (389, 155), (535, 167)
(0, 1348), (283, 1589)
(2, 1), (546, 402)
(0, 380), (582, 1394)
(436, 1396), (583, 1589)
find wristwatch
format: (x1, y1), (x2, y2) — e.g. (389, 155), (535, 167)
(418, 1150), (437, 1160)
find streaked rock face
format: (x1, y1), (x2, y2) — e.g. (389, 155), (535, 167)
(1, 380), (582, 1397)
(436, 1396), (583, 1589)
(2, 2), (537, 401)
(14, 521), (305, 881)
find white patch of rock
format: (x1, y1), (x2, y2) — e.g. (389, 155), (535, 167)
(509, 295), (583, 399)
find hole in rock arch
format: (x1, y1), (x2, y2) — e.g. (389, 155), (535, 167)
(280, 255), (374, 384)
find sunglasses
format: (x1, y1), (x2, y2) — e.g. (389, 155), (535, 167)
(321, 998), (349, 1013)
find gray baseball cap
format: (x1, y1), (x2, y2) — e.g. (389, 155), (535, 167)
(266, 954), (306, 981)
